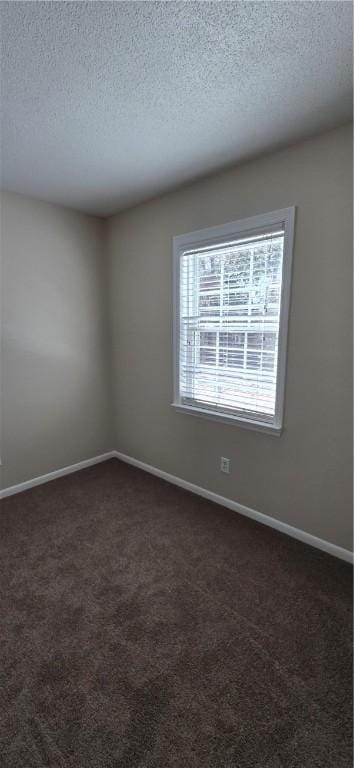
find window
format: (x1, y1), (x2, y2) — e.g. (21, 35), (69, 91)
(172, 208), (295, 434)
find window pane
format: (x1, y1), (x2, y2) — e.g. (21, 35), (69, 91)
(200, 332), (216, 346)
(200, 348), (216, 365)
(199, 331), (217, 366)
(177, 214), (293, 427)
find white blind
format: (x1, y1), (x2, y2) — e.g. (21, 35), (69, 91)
(178, 227), (285, 421)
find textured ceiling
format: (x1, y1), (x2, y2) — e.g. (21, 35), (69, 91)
(1, 1), (353, 217)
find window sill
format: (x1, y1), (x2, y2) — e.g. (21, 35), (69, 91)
(171, 402), (283, 436)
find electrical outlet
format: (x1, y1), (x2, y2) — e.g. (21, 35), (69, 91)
(220, 457), (230, 474)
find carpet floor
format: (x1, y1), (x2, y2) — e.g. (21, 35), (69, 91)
(0, 459), (352, 767)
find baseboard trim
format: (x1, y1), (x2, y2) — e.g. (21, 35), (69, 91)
(113, 450), (354, 564)
(0, 452), (117, 500)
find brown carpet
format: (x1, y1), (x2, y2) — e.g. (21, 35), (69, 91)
(0, 458), (352, 767)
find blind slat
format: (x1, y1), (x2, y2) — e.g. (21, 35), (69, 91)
(179, 231), (284, 418)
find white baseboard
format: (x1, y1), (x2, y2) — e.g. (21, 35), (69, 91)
(0, 451), (117, 499)
(1, 448), (352, 564)
(113, 450), (354, 565)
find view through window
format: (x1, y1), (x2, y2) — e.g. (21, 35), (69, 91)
(174, 209), (295, 431)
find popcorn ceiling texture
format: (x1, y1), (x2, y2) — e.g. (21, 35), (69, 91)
(0, 1), (353, 216)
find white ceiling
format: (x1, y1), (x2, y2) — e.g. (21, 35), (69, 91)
(1, 1), (352, 217)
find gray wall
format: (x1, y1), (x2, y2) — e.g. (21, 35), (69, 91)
(0, 191), (112, 488)
(107, 124), (353, 551)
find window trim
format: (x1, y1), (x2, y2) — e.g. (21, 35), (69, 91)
(172, 207), (296, 435)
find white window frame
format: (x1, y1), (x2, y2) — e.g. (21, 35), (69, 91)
(172, 207), (296, 435)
